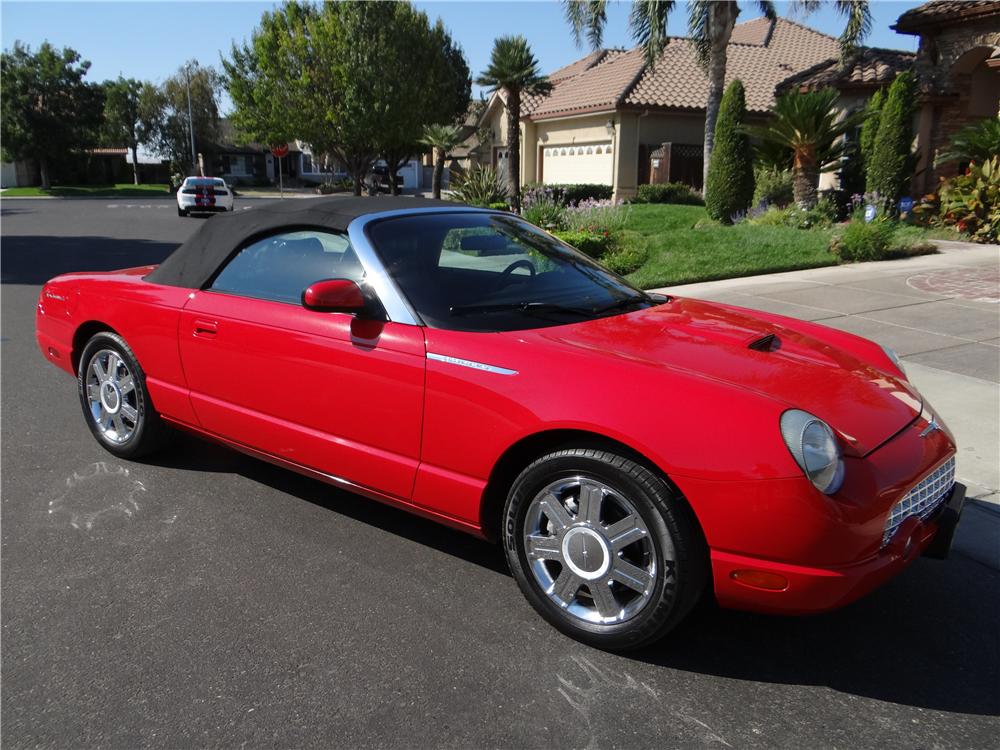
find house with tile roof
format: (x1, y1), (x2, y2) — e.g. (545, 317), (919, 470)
(468, 18), (928, 203)
(470, 16), (847, 201)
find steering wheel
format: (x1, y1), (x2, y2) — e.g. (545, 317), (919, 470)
(498, 259), (536, 286)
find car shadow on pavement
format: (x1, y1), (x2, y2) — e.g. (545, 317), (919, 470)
(148, 433), (511, 576)
(145, 438), (997, 716)
(637, 557), (1000, 716)
(1, 235), (179, 284)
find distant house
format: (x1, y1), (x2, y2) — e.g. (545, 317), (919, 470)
(211, 119), (345, 186)
(892, 0), (1000, 194)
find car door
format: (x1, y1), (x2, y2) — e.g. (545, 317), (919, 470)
(177, 229), (426, 500)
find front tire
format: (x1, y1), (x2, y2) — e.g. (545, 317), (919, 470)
(77, 332), (168, 459)
(503, 448), (708, 651)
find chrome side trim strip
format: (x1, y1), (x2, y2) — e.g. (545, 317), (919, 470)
(427, 352), (518, 376)
(346, 206), (500, 327)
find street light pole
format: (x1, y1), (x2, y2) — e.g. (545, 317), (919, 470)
(185, 66), (196, 174)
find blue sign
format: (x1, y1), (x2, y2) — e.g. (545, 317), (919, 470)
(899, 196), (914, 214)
(864, 204), (877, 223)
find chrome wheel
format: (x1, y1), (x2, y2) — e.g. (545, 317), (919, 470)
(523, 476), (668, 625)
(84, 348), (139, 444)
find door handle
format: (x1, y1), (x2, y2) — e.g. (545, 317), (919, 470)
(193, 319), (218, 337)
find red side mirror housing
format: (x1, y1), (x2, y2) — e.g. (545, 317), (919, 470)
(302, 278), (367, 314)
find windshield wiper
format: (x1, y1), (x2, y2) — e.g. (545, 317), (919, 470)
(449, 301), (591, 317)
(591, 294), (653, 315)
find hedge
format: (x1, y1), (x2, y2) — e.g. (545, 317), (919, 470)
(632, 182), (704, 205)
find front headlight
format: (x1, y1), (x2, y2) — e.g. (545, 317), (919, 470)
(780, 409), (845, 495)
(881, 345), (906, 376)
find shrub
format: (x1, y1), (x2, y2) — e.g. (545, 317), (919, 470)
(829, 220), (897, 261)
(705, 79), (754, 223)
(633, 182), (703, 205)
(564, 198), (629, 234)
(602, 232), (647, 275)
(551, 229), (613, 258)
(524, 183), (613, 205)
(753, 167), (793, 208)
(521, 185), (567, 229)
(866, 71), (917, 205)
(750, 200), (835, 230)
(938, 156), (1000, 243)
(488, 201), (510, 211)
(449, 166), (508, 207)
(936, 118), (1000, 167)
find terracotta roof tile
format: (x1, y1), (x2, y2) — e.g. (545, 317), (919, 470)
(524, 17), (843, 119)
(525, 47), (646, 118)
(626, 18), (841, 112)
(777, 48), (916, 92)
(894, 0), (1000, 32)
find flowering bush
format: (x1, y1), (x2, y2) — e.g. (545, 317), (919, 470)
(521, 185), (567, 229)
(564, 198), (630, 234)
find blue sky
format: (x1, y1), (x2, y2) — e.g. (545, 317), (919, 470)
(2, 0), (924, 111)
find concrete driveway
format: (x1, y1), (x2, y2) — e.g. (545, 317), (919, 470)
(657, 240), (1000, 568)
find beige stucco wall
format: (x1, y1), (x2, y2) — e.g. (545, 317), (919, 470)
(532, 112), (618, 186)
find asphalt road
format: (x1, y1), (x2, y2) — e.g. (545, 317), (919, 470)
(2, 197), (998, 748)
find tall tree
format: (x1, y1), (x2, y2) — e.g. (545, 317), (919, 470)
(224, 0), (471, 195)
(1, 41), (104, 188)
(562, 0), (871, 193)
(370, 5), (471, 195)
(476, 36), (552, 212)
(866, 71), (917, 204)
(103, 76), (153, 184)
(420, 122), (463, 199)
(704, 79), (754, 223)
(146, 60), (221, 173)
(222, 1), (316, 153)
(745, 87), (861, 208)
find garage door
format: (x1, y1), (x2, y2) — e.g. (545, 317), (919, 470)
(542, 142), (613, 186)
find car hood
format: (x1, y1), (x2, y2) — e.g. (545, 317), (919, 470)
(525, 297), (921, 456)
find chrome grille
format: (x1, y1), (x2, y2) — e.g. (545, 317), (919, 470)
(882, 456), (956, 547)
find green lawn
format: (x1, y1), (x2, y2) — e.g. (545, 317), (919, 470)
(622, 204), (836, 289)
(1, 183), (169, 197)
(619, 204), (957, 290)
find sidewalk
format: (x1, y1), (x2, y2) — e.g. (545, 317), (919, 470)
(655, 240), (999, 569)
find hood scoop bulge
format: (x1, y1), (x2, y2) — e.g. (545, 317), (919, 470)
(747, 332), (781, 352)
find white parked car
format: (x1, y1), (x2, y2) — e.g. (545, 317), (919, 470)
(176, 177), (234, 217)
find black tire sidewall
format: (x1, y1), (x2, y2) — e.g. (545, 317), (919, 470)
(503, 450), (703, 651)
(77, 332), (156, 459)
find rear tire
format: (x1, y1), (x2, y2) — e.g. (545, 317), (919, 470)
(177, 206), (187, 217)
(503, 448), (708, 651)
(77, 332), (169, 459)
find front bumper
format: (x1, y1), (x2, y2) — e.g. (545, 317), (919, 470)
(676, 404), (960, 616)
(710, 481), (965, 614)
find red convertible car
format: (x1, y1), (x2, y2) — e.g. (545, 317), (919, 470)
(36, 197), (964, 650)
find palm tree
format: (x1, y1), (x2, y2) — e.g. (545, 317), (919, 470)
(476, 36), (552, 212)
(935, 118), (1000, 168)
(562, 0), (871, 190)
(744, 88), (861, 208)
(419, 123), (463, 200)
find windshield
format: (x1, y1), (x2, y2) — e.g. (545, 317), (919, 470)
(367, 212), (657, 332)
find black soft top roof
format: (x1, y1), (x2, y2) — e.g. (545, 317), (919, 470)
(146, 196), (464, 288)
